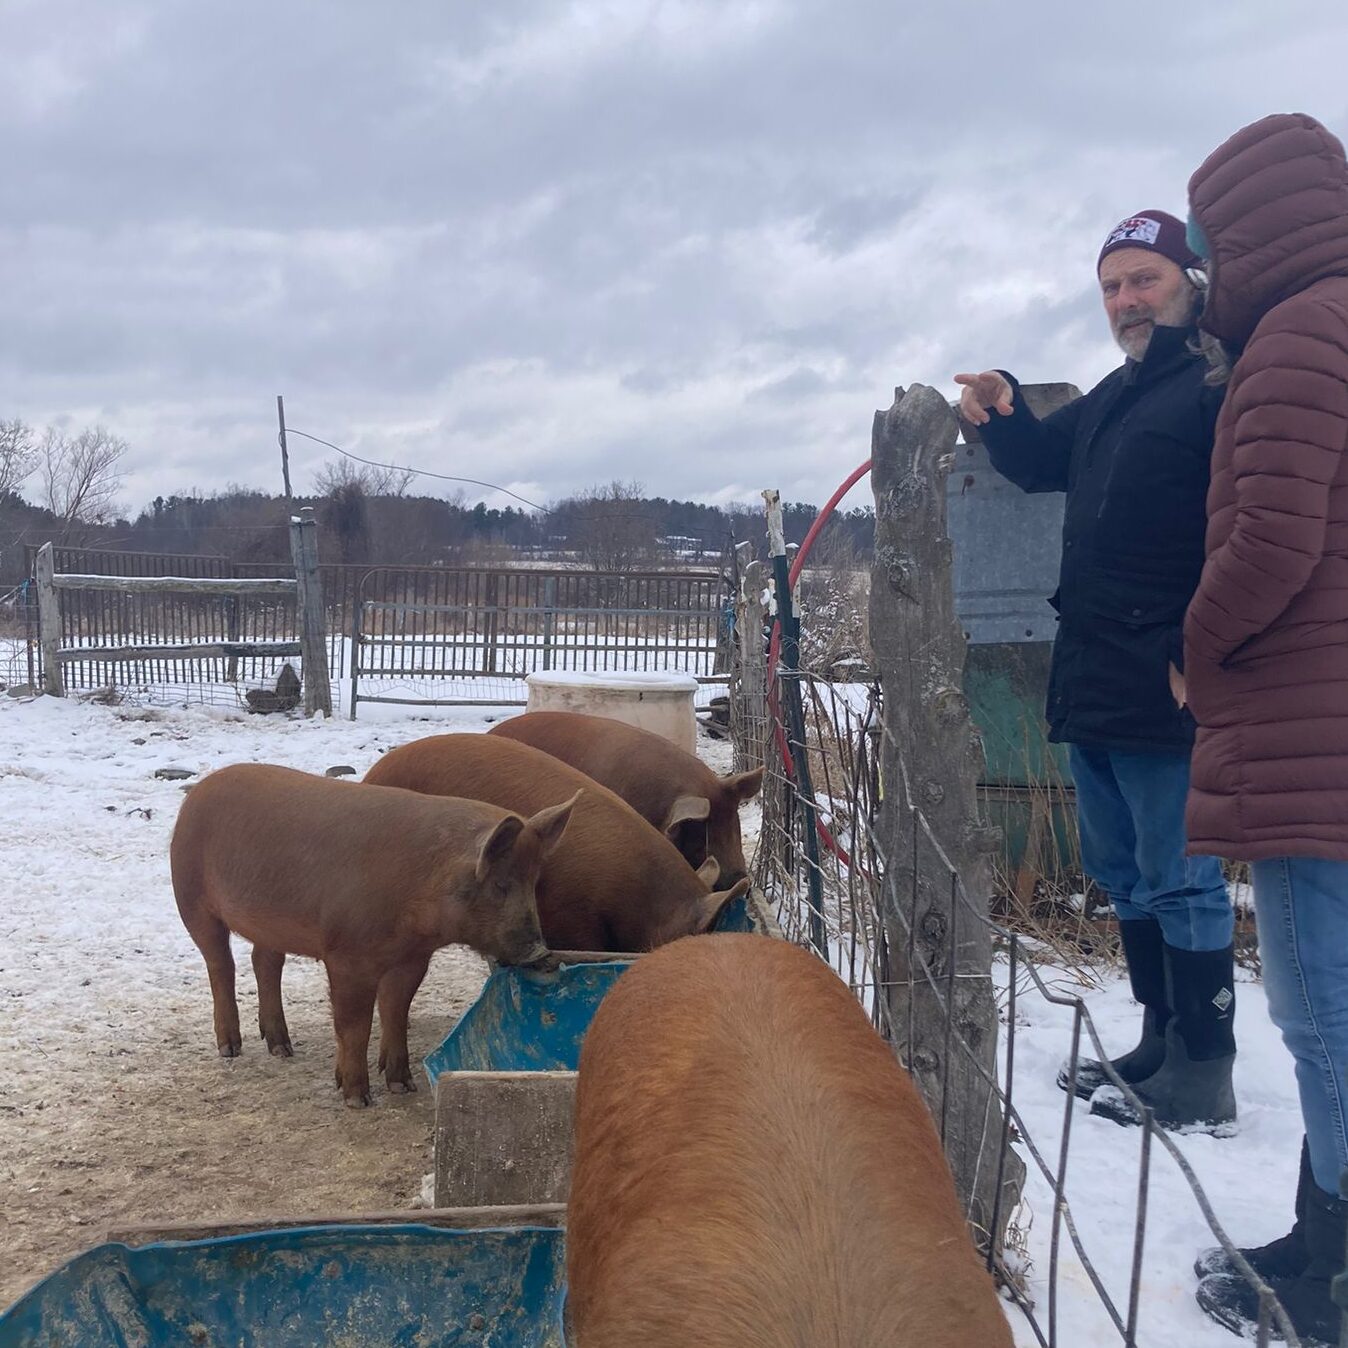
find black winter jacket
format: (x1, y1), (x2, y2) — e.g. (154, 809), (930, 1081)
(980, 324), (1223, 753)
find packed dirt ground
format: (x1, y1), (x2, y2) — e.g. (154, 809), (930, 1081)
(0, 933), (487, 1310)
(0, 693), (498, 1311)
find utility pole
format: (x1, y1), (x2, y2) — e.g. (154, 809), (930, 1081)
(277, 395), (293, 499)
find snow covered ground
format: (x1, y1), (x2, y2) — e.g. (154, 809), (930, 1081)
(1004, 956), (1301, 1345)
(0, 681), (1305, 1344)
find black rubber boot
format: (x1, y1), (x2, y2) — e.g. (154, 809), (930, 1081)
(1194, 1137), (1311, 1280)
(1089, 943), (1237, 1133)
(1196, 1179), (1348, 1345)
(1056, 918), (1169, 1099)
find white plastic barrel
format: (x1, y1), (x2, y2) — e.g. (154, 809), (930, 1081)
(523, 671), (700, 754)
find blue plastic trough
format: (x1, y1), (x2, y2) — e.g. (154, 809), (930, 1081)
(0, 1223), (565, 1347)
(425, 961), (629, 1084)
(423, 889), (767, 1086)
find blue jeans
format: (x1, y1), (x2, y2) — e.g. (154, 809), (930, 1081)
(1252, 858), (1348, 1194)
(1069, 745), (1233, 952)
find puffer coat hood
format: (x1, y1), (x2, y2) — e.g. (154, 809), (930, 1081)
(1189, 112), (1348, 346)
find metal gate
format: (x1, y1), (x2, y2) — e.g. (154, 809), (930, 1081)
(348, 565), (730, 717)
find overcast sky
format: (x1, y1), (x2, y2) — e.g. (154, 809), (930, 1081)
(4, 1), (1347, 519)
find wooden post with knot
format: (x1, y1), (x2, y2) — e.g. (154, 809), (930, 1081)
(732, 539), (769, 772)
(868, 383), (1025, 1256)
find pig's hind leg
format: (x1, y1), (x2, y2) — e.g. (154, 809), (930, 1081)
(252, 946), (293, 1057)
(179, 910), (243, 1058)
(376, 954), (431, 1093)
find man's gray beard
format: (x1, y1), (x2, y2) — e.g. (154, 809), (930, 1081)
(1115, 324), (1153, 360)
(1112, 281), (1202, 361)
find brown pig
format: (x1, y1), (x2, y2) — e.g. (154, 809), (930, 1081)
(171, 762), (576, 1106)
(566, 933), (1014, 1348)
(487, 711), (763, 884)
(364, 734), (749, 952)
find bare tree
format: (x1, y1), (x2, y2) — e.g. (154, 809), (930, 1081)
(40, 425), (127, 540)
(313, 455), (415, 498)
(0, 419), (37, 499)
(323, 481), (371, 563)
(566, 480), (656, 573)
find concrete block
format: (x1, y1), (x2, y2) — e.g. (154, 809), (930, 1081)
(435, 1070), (577, 1208)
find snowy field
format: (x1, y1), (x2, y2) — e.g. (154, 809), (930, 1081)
(0, 679), (1306, 1344)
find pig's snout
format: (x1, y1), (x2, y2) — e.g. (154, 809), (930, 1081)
(497, 919), (552, 969)
(513, 942), (554, 969)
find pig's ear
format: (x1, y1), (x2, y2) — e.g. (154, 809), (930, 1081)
(695, 856), (721, 888)
(476, 814), (526, 883)
(662, 794), (710, 839)
(721, 768), (764, 803)
(526, 790), (581, 859)
(695, 877), (750, 933)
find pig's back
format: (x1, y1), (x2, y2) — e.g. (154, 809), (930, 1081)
(488, 712), (715, 827)
(567, 933), (1012, 1348)
(176, 763), (485, 851)
(172, 764), (501, 901)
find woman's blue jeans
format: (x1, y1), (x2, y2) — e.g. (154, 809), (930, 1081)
(1252, 857), (1348, 1195)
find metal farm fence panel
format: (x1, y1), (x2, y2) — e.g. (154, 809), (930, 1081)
(350, 565), (729, 713)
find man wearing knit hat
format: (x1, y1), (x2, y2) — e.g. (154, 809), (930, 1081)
(954, 209), (1237, 1133)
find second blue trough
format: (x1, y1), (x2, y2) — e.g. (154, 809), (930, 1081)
(424, 961), (630, 1084)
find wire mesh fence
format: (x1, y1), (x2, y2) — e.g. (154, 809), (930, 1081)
(739, 648), (1311, 1346)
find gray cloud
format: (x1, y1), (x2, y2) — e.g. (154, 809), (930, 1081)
(3, 0), (1347, 515)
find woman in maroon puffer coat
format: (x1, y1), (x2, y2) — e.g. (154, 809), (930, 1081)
(1182, 112), (1348, 1346)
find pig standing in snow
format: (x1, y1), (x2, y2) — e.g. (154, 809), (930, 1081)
(487, 710), (763, 884)
(364, 734), (749, 952)
(171, 763), (576, 1106)
(566, 933), (1014, 1347)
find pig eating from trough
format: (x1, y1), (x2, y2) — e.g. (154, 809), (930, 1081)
(364, 734), (749, 952)
(487, 710), (763, 885)
(566, 933), (1014, 1347)
(171, 762), (576, 1106)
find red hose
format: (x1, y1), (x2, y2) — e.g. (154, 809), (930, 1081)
(767, 456), (872, 674)
(790, 458), (873, 587)
(766, 459), (873, 872)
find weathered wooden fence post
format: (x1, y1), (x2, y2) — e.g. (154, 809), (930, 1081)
(289, 507), (333, 718)
(869, 383), (1023, 1246)
(35, 542), (64, 697)
(733, 541), (769, 772)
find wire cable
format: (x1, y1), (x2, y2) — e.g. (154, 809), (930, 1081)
(282, 428), (548, 512)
